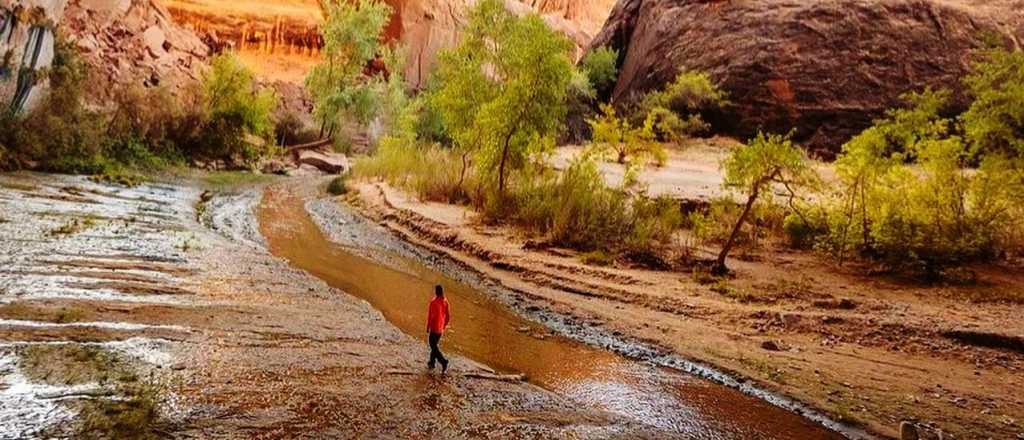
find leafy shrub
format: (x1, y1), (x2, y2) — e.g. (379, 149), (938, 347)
(588, 104), (664, 165)
(815, 71), (1024, 276)
(580, 47), (619, 96)
(327, 174), (349, 195)
(639, 70), (728, 141)
(189, 52), (278, 165)
(1, 38), (278, 174)
(961, 46), (1024, 156)
(509, 153), (682, 256)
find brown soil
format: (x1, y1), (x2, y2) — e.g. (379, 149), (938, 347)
(348, 179), (1024, 439)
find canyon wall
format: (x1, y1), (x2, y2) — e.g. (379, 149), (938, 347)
(590, 0), (1024, 154)
(162, 0), (615, 87)
(0, 0), (64, 112)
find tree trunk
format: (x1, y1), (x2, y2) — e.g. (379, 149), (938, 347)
(498, 130), (514, 197)
(714, 181), (762, 274)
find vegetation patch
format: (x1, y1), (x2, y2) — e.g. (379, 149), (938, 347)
(200, 171), (276, 189)
(1, 35), (281, 176)
(327, 174), (349, 196)
(47, 215), (100, 237)
(19, 344), (165, 438)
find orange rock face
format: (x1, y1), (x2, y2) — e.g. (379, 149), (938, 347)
(158, 0), (615, 86)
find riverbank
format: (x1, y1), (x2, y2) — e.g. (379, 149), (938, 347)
(345, 178), (1024, 439)
(0, 172), (645, 438)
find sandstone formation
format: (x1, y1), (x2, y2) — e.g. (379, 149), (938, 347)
(0, 0), (64, 111)
(395, 0), (614, 87)
(62, 0), (211, 101)
(161, 0), (615, 87)
(589, 0), (1024, 154)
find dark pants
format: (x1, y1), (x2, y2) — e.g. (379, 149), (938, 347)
(428, 332), (447, 368)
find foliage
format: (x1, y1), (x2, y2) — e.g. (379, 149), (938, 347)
(639, 70), (727, 141)
(1, 37), (279, 174)
(821, 133), (1024, 275)
(580, 47), (618, 96)
(305, 0), (392, 137)
(509, 151), (682, 256)
(588, 103), (665, 166)
(327, 174), (349, 195)
(811, 63), (1024, 276)
(961, 46), (1024, 156)
(715, 132), (816, 273)
(431, 0), (574, 198)
(353, 136), (478, 204)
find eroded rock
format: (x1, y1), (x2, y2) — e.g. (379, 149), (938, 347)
(298, 151), (349, 175)
(589, 0), (1024, 153)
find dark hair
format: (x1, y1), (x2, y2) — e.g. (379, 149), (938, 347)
(435, 285), (444, 296)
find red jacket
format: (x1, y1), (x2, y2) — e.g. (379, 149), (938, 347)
(427, 296), (450, 334)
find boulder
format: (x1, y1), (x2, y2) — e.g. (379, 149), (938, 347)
(142, 25), (168, 58)
(588, 0), (1024, 154)
(298, 151), (349, 175)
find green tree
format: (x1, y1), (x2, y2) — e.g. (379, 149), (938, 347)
(961, 46), (1024, 156)
(197, 52), (278, 164)
(640, 70), (727, 141)
(305, 0), (392, 138)
(581, 47), (618, 96)
(825, 88), (950, 262)
(432, 0), (574, 198)
(588, 103), (663, 165)
(715, 132), (815, 273)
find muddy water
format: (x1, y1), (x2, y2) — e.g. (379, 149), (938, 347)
(259, 186), (843, 439)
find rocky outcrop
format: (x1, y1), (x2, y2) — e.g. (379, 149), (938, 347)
(589, 0), (1024, 154)
(0, 0), (65, 111)
(159, 0), (614, 88)
(518, 0), (616, 35)
(61, 0), (210, 101)
(397, 0), (614, 88)
(298, 150), (348, 174)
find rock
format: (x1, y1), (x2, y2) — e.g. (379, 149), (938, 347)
(298, 151), (350, 175)
(588, 0), (1024, 153)
(761, 340), (782, 351)
(900, 421), (919, 440)
(79, 0), (132, 19)
(142, 25), (168, 58)
(261, 159), (288, 175)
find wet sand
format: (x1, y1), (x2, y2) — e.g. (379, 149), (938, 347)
(260, 180), (845, 438)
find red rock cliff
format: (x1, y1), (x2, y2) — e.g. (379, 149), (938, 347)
(589, 0), (1024, 153)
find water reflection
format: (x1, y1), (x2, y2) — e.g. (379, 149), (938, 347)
(259, 187), (841, 438)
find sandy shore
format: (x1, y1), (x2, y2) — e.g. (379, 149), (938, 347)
(347, 178), (1024, 439)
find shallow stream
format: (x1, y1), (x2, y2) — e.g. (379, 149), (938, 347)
(258, 185), (845, 439)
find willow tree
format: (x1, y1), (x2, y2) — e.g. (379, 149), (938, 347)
(305, 0), (392, 138)
(431, 0), (574, 198)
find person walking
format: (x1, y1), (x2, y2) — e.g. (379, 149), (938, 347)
(426, 285), (450, 373)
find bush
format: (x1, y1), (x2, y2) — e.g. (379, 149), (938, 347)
(327, 175), (349, 195)
(353, 137), (477, 204)
(1, 38), (278, 174)
(508, 153), (682, 256)
(190, 52), (278, 165)
(961, 46), (1024, 156)
(816, 79), (1024, 276)
(637, 70), (727, 142)
(581, 47), (619, 96)
(588, 104), (665, 166)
